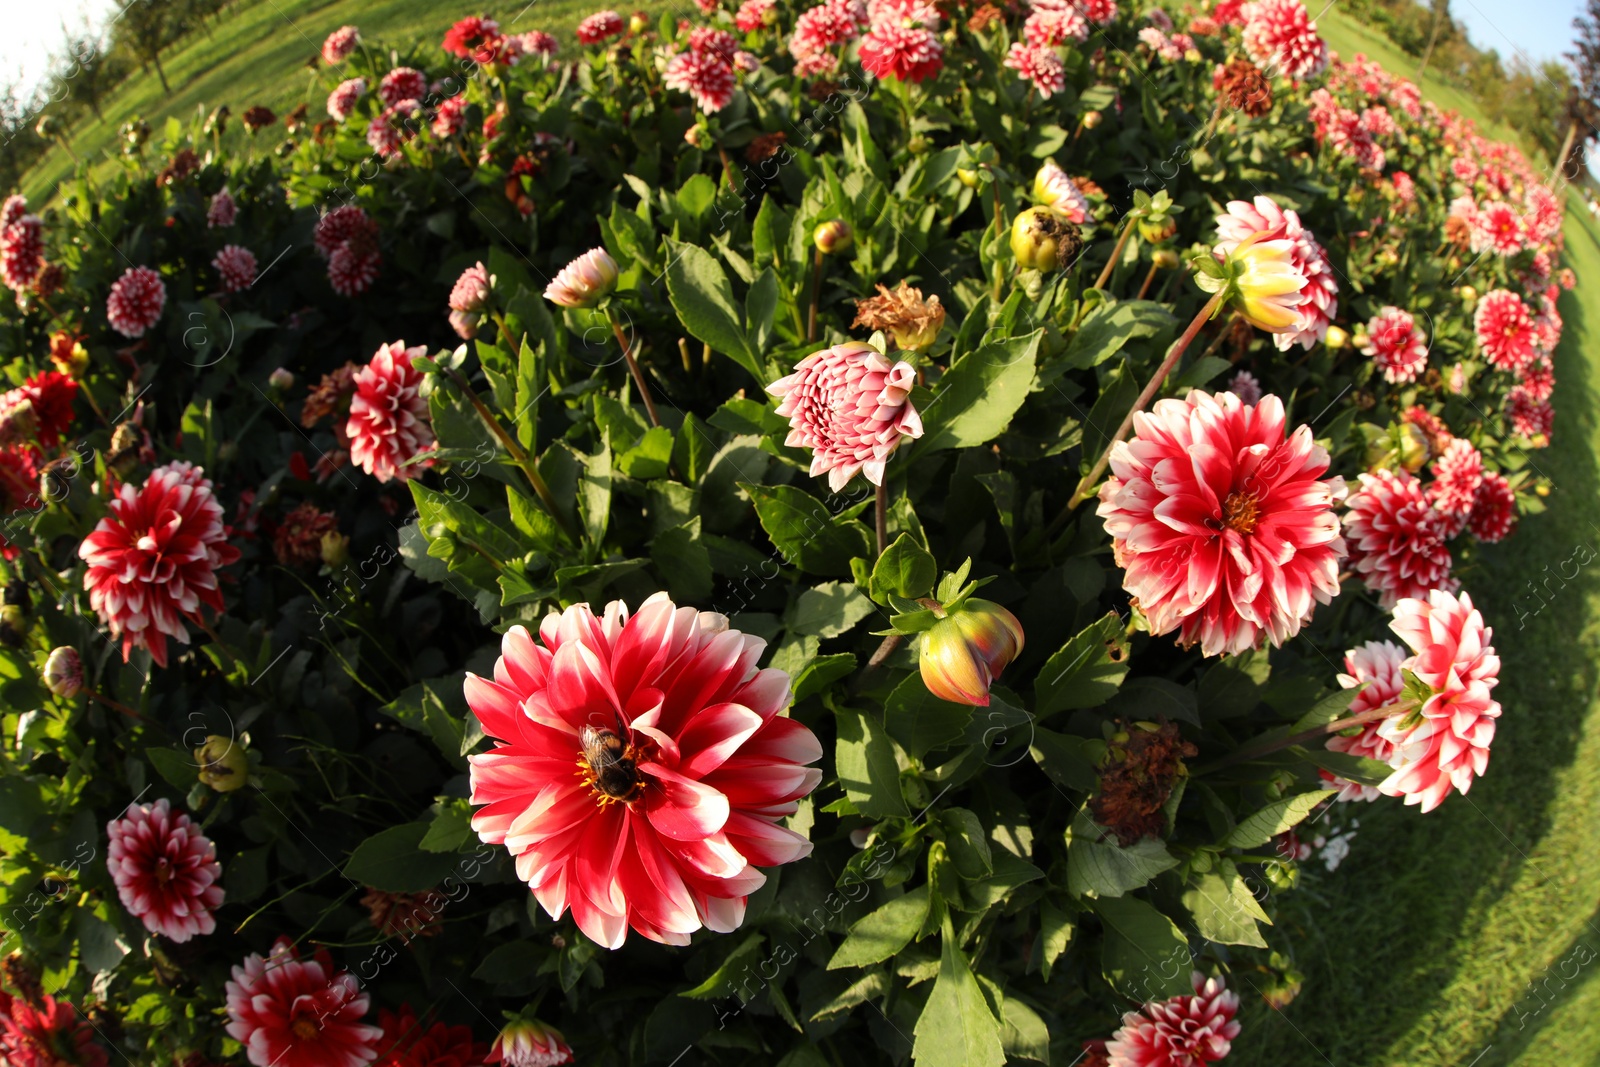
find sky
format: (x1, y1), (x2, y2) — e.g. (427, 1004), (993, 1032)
(0, 0), (119, 104)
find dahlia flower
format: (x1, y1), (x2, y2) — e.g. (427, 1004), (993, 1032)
(1075, 0), (1119, 24)
(1326, 639), (1406, 801)
(1342, 468), (1455, 608)
(346, 341), (434, 483)
(43, 646), (83, 698)
(20, 369), (78, 448)
(1024, 7), (1089, 45)
(0, 194), (24, 230)
(0, 993), (107, 1067)
(789, 0), (868, 72)
(544, 247), (619, 308)
(1212, 196), (1337, 350)
(212, 244), (258, 293)
(737, 0), (777, 30)
(466, 594), (823, 947)
(1196, 232), (1307, 334)
(851, 280), (944, 350)
(322, 25), (360, 64)
(371, 1005), (489, 1067)
(513, 30), (559, 61)
(106, 798), (224, 942)
(80, 462), (240, 666)
(858, 0), (944, 83)
(442, 15), (502, 60)
(576, 10), (625, 44)
(1241, 0), (1328, 80)
(1104, 972), (1241, 1067)
(1227, 369), (1262, 405)
(207, 187), (238, 228)
(690, 26), (740, 59)
(106, 265), (168, 338)
(225, 938), (383, 1067)
(0, 214), (45, 292)
(1005, 44), (1066, 97)
(489, 1018), (574, 1067)
(1096, 390), (1347, 657)
(919, 599), (1025, 706)
(274, 503), (340, 567)
(1505, 386), (1554, 441)
(378, 67), (427, 106)
(767, 341), (924, 491)
(1465, 471), (1516, 543)
(665, 49), (737, 112)
(1215, 57), (1273, 116)
(327, 77), (367, 122)
(1426, 438), (1482, 520)
(328, 240), (382, 296)
(432, 95), (469, 137)
(1376, 590), (1500, 812)
(1473, 289), (1538, 372)
(1472, 200), (1525, 256)
(449, 262), (492, 333)
(1360, 306), (1427, 384)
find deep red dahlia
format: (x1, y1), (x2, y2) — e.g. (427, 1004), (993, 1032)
(0, 992), (108, 1067)
(212, 244), (258, 293)
(0, 195), (24, 230)
(1342, 468), (1454, 609)
(1360, 305), (1427, 384)
(21, 370), (77, 448)
(1426, 438), (1482, 518)
(225, 938), (382, 1067)
(106, 265), (167, 338)
(79, 462), (239, 667)
(576, 10), (625, 43)
(442, 16), (503, 61)
(378, 67), (427, 106)
(106, 798), (225, 942)
(273, 502), (340, 567)
(1241, 0), (1328, 80)
(1105, 972), (1241, 1067)
(664, 50), (737, 112)
(0, 215), (45, 292)
(1467, 471), (1516, 543)
(1077, 0), (1119, 24)
(1473, 289), (1537, 373)
(346, 341), (435, 483)
(370, 1005), (488, 1067)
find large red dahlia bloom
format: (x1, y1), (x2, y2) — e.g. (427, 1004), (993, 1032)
(346, 341), (434, 483)
(1342, 468), (1454, 609)
(1241, 0), (1328, 80)
(225, 938), (383, 1067)
(767, 341), (924, 491)
(370, 1005), (489, 1067)
(1213, 196), (1337, 350)
(1467, 471), (1516, 543)
(1360, 305), (1427, 384)
(106, 265), (168, 338)
(1325, 639), (1406, 801)
(0, 214), (45, 292)
(1105, 972), (1241, 1067)
(106, 798), (224, 942)
(1473, 289), (1538, 372)
(576, 10), (625, 44)
(466, 593), (823, 948)
(80, 462), (239, 667)
(0, 992), (107, 1067)
(20, 369), (78, 448)
(442, 16), (503, 61)
(1096, 390), (1347, 657)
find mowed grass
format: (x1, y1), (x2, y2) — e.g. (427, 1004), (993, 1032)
(20, 4), (1600, 1065)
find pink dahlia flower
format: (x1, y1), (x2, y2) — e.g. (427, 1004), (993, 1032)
(0, 993), (108, 1067)
(0, 214), (45, 292)
(225, 937), (382, 1067)
(328, 240), (382, 296)
(314, 205), (375, 257)
(106, 265), (167, 338)
(858, 2), (944, 83)
(1227, 369), (1262, 405)
(1504, 385), (1553, 441)
(212, 244), (258, 293)
(1474, 289), (1538, 372)
(1326, 639), (1406, 801)
(346, 341), (434, 483)
(544, 247), (619, 308)
(1034, 159), (1091, 223)
(690, 26), (740, 60)
(1426, 438), (1482, 519)
(431, 94), (469, 137)
(1342, 468), (1455, 609)
(1005, 44), (1066, 98)
(1213, 196), (1337, 351)
(378, 67), (426, 107)
(789, 0), (868, 71)
(450, 261), (491, 312)
(1360, 306), (1427, 384)
(1096, 390), (1347, 657)
(207, 187), (237, 228)
(1241, 0), (1328, 80)
(1468, 471), (1516, 543)
(367, 99), (423, 157)
(1472, 200), (1525, 256)
(1105, 972), (1241, 1067)
(665, 50), (737, 112)
(466, 594), (823, 947)
(736, 0), (777, 31)
(327, 77), (367, 122)
(767, 341), (925, 491)
(106, 798), (224, 942)
(576, 10), (625, 44)
(80, 462), (239, 667)
(488, 1018), (574, 1066)
(1025, 7), (1089, 44)
(1376, 590), (1500, 812)
(1075, 0), (1119, 24)
(322, 25), (360, 64)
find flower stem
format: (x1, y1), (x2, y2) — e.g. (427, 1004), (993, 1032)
(1191, 699), (1419, 776)
(851, 633), (905, 693)
(87, 689), (144, 721)
(874, 481), (888, 556)
(1092, 213), (1138, 293)
(807, 247), (824, 343)
(990, 171), (1006, 303)
(1136, 260), (1160, 300)
(444, 367), (578, 543)
(606, 307), (660, 427)
(1056, 288), (1228, 524)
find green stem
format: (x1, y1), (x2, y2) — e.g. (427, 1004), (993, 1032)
(807, 247), (824, 343)
(444, 367), (578, 542)
(874, 481), (888, 556)
(1191, 699), (1419, 777)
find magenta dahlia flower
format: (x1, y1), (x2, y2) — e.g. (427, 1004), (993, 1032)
(488, 1018), (574, 1066)
(1241, 0), (1328, 80)
(1325, 639), (1406, 801)
(327, 77), (367, 122)
(1426, 438), (1482, 520)
(225, 938), (382, 1067)
(858, 0), (944, 83)
(1504, 385), (1553, 441)
(1467, 471), (1516, 543)
(106, 265), (167, 338)
(1474, 289), (1538, 372)
(1226, 369), (1262, 405)
(1213, 197), (1337, 350)
(207, 187), (237, 228)
(378, 67), (427, 106)
(0, 992), (108, 1067)
(665, 49), (737, 111)
(544, 247), (618, 308)
(80, 462), (239, 667)
(322, 25), (360, 64)
(1376, 590), (1501, 812)
(1342, 468), (1455, 608)
(0, 214), (45, 292)
(1105, 972), (1241, 1067)
(346, 341), (434, 483)
(1005, 44), (1066, 98)
(1472, 200), (1525, 257)
(212, 244), (258, 293)
(106, 798), (224, 942)
(1096, 390), (1347, 657)
(767, 341), (924, 491)
(737, 0), (777, 30)
(466, 594), (823, 947)
(1360, 306), (1427, 384)
(1025, 7), (1089, 44)
(576, 10), (625, 44)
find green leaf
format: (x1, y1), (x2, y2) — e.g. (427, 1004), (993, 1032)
(679, 933), (767, 998)
(1066, 809), (1180, 898)
(913, 330), (1041, 455)
(419, 800), (474, 853)
(828, 886), (930, 969)
(1297, 746), (1394, 787)
(652, 518), (715, 603)
(675, 412), (716, 484)
(616, 425), (674, 480)
(787, 581), (876, 638)
(146, 747), (197, 790)
(1288, 687), (1360, 734)
(342, 823), (463, 892)
(745, 483), (873, 576)
(1171, 355), (1233, 391)
(1034, 614), (1130, 720)
(794, 654), (857, 701)
(998, 995), (1051, 1064)
(76, 910), (130, 976)
(869, 533), (937, 603)
(941, 808), (993, 881)
(664, 241), (762, 382)
(1058, 300), (1176, 372)
(1223, 791), (1336, 849)
(1105, 677), (1200, 726)
(884, 673), (974, 759)
(1095, 895), (1193, 1001)
(1038, 903), (1074, 982)
(810, 970), (891, 1021)
(1182, 859), (1270, 947)
(747, 267), (779, 355)
(912, 916), (1006, 1067)
(835, 707), (909, 819)
(1029, 727), (1101, 791)
(580, 441), (612, 549)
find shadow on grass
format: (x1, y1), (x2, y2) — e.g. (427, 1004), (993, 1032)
(1234, 213), (1600, 1067)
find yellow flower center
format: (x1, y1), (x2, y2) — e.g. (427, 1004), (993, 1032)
(1221, 491), (1261, 535)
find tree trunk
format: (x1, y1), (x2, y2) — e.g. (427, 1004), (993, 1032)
(151, 50), (171, 93)
(1555, 119), (1581, 188)
(1418, 2), (1445, 84)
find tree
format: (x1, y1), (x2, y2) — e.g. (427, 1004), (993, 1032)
(52, 29), (122, 123)
(120, 0), (173, 95)
(1563, 0), (1600, 183)
(1417, 0), (1451, 84)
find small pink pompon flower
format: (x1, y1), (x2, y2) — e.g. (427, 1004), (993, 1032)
(1361, 306), (1427, 384)
(767, 341), (924, 492)
(106, 265), (167, 338)
(1104, 971), (1241, 1067)
(106, 798), (224, 942)
(346, 341), (435, 483)
(544, 247), (618, 308)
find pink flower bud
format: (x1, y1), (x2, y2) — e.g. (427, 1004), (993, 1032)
(489, 1017), (574, 1066)
(918, 599), (1025, 707)
(268, 367), (295, 390)
(543, 247), (618, 308)
(43, 646), (82, 698)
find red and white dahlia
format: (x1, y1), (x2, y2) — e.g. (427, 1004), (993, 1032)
(328, 240), (382, 296)
(466, 594), (823, 947)
(0, 214), (45, 292)
(20, 369), (78, 448)
(1467, 471), (1516, 543)
(1325, 639), (1406, 801)
(1213, 196), (1337, 350)
(1024, 7), (1089, 44)
(789, 0), (867, 72)
(225, 938), (383, 1067)
(576, 10), (625, 44)
(1104, 972), (1241, 1067)
(1096, 390), (1347, 657)
(1472, 200), (1525, 256)
(737, 0), (778, 30)
(1342, 468), (1455, 609)
(431, 94), (469, 137)
(665, 50), (737, 112)
(378, 67), (427, 106)
(0, 993), (108, 1067)
(212, 244), (258, 293)
(1074, 0), (1119, 25)
(1473, 288), (1538, 372)
(1033, 160), (1091, 223)
(1005, 44), (1066, 98)
(488, 1018), (574, 1067)
(322, 25), (360, 64)
(767, 341), (924, 491)
(1360, 306), (1427, 384)
(0, 194), (24, 230)
(858, 0), (944, 83)
(207, 187), (237, 228)
(1241, 0), (1328, 80)
(346, 341), (434, 483)
(106, 265), (167, 338)
(450, 261), (491, 311)
(1504, 385), (1553, 441)
(106, 798), (224, 942)
(1426, 438), (1482, 520)
(327, 77), (367, 122)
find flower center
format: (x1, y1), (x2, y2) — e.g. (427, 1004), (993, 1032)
(1221, 490), (1261, 535)
(154, 858), (174, 885)
(292, 1017), (320, 1041)
(577, 726), (647, 806)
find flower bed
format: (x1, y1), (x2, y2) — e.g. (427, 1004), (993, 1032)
(0, 1), (1569, 1065)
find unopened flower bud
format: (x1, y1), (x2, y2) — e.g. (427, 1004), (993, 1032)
(0, 605), (25, 648)
(35, 115), (61, 139)
(629, 11), (649, 33)
(268, 367), (294, 390)
(194, 735), (249, 792)
(814, 219), (853, 255)
(1535, 483), (1550, 497)
(543, 247), (618, 308)
(320, 530), (351, 567)
(1195, 233), (1306, 334)
(1324, 324), (1349, 349)
(1010, 207), (1082, 271)
(956, 167), (981, 189)
(918, 599), (1025, 707)
(1081, 110), (1103, 129)
(1457, 284), (1477, 307)
(1397, 422), (1430, 472)
(1152, 248), (1180, 270)
(907, 135), (930, 155)
(42, 647), (82, 698)
(491, 1018), (574, 1067)
(684, 124), (707, 148)
(1137, 216), (1177, 243)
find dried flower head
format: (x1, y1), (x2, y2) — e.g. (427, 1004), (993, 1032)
(851, 280), (946, 350)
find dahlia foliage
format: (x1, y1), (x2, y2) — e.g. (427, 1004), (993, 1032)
(0, 0), (1571, 1064)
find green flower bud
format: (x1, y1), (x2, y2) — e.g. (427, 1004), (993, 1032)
(814, 219), (853, 255)
(194, 735), (249, 793)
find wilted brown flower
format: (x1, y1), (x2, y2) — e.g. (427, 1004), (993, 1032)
(1443, 213), (1473, 249)
(242, 106), (277, 133)
(300, 362), (360, 428)
(807, 79), (841, 102)
(1217, 58), (1273, 118)
(285, 103), (309, 134)
(2, 952), (44, 1008)
(157, 148), (200, 186)
(745, 132), (788, 163)
(1074, 176), (1105, 200)
(967, 3), (1003, 30)
(1088, 720), (1197, 846)
(361, 888), (448, 943)
(852, 280), (946, 350)
(273, 503), (339, 567)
